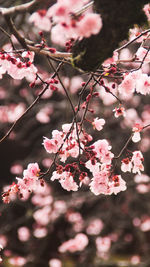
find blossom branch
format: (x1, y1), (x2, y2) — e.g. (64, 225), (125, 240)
(131, 45), (150, 72)
(46, 57), (83, 155)
(0, 62), (63, 143)
(115, 28), (150, 52)
(93, 76), (122, 104)
(0, 0), (40, 16)
(114, 135), (133, 159)
(28, 45), (72, 60)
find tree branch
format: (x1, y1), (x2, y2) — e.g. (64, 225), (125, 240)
(0, 0), (40, 16)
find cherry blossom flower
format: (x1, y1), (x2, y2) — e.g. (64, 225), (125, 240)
(136, 73), (150, 95)
(33, 206), (52, 226)
(49, 259), (62, 267)
(10, 164), (23, 175)
(23, 163), (40, 179)
(76, 13), (102, 38)
(8, 256), (26, 266)
(47, 1), (102, 45)
(33, 226), (48, 238)
(132, 123), (143, 143)
(36, 106), (53, 124)
(17, 227), (30, 242)
(134, 174), (150, 183)
(89, 170), (109, 195)
(93, 139), (114, 164)
(113, 105), (126, 118)
(86, 219), (103, 235)
(96, 236), (111, 258)
(29, 10), (51, 31)
(0, 235), (7, 248)
(51, 171), (78, 191)
(136, 184), (149, 194)
(43, 137), (58, 154)
(2, 163), (43, 203)
(92, 117), (105, 131)
(85, 159), (100, 174)
(121, 157), (132, 173)
(132, 151), (144, 174)
(136, 47), (150, 63)
(140, 218), (150, 231)
(0, 51), (37, 81)
(118, 73), (136, 98)
(143, 4), (150, 20)
(108, 175), (127, 195)
(58, 233), (88, 253)
(130, 255), (141, 265)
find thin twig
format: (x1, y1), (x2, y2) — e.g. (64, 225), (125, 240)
(0, 62), (63, 144)
(93, 75), (122, 104)
(115, 28), (150, 52)
(114, 135), (133, 159)
(131, 45), (150, 72)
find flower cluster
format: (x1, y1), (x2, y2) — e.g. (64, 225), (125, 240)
(2, 163), (42, 203)
(29, 0), (102, 45)
(43, 123), (127, 196)
(43, 123), (92, 163)
(121, 151), (144, 175)
(58, 233), (88, 253)
(0, 51), (37, 81)
(118, 70), (150, 98)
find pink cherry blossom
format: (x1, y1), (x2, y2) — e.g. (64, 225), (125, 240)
(29, 10), (51, 31)
(136, 73), (150, 95)
(17, 227), (30, 242)
(8, 256), (26, 266)
(140, 218), (150, 231)
(132, 151), (144, 174)
(23, 163), (40, 178)
(49, 258), (62, 267)
(113, 106), (126, 118)
(121, 157), (132, 173)
(33, 226), (48, 238)
(136, 184), (149, 194)
(108, 175), (127, 195)
(58, 233), (88, 253)
(118, 73), (136, 98)
(86, 219), (103, 235)
(143, 4), (150, 20)
(51, 171), (78, 191)
(89, 170), (109, 195)
(93, 139), (114, 164)
(92, 117), (105, 131)
(130, 255), (141, 265)
(33, 206), (52, 225)
(136, 47), (150, 63)
(132, 132), (141, 143)
(85, 159), (100, 174)
(76, 13), (102, 38)
(96, 236), (111, 258)
(36, 106), (53, 124)
(43, 137), (58, 154)
(134, 174), (150, 183)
